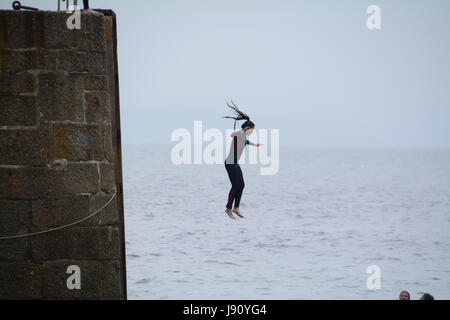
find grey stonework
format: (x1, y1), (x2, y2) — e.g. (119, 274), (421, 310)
(0, 10), (126, 299)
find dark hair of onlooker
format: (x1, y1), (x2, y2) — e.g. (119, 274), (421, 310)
(420, 293), (434, 300)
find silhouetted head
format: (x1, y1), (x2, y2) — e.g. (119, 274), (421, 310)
(241, 119), (255, 129)
(241, 120), (255, 136)
(399, 291), (410, 300)
(420, 293), (434, 300)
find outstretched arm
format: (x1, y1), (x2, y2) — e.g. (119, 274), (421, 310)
(246, 140), (263, 146)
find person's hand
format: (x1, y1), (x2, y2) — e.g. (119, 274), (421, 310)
(257, 143), (264, 147)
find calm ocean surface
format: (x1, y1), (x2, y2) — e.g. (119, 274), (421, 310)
(123, 144), (450, 299)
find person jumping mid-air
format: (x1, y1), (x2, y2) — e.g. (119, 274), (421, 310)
(222, 101), (262, 220)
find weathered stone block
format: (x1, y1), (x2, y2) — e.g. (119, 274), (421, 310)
(104, 16), (113, 42)
(0, 200), (31, 261)
(60, 194), (90, 225)
(0, 11), (106, 51)
(30, 194), (101, 230)
(80, 13), (107, 52)
(68, 227), (121, 260)
(32, 227), (120, 262)
(103, 124), (114, 162)
(58, 51), (106, 74)
(31, 199), (62, 230)
(0, 263), (43, 299)
(43, 259), (123, 299)
(99, 163), (115, 194)
(0, 49), (57, 72)
(88, 193), (118, 226)
(0, 129), (50, 166)
(65, 162), (99, 194)
(0, 71), (34, 94)
(84, 75), (108, 90)
(43, 12), (106, 52)
(0, 11), (47, 50)
(0, 167), (65, 199)
(58, 193), (118, 228)
(0, 94), (37, 126)
(30, 229), (69, 261)
(0, 238), (29, 262)
(101, 260), (122, 298)
(42, 260), (103, 299)
(0, 199), (31, 236)
(38, 72), (83, 122)
(86, 91), (111, 123)
(53, 123), (104, 161)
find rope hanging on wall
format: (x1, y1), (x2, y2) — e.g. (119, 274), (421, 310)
(0, 189), (117, 240)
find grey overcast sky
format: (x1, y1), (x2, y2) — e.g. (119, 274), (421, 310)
(2, 0), (450, 148)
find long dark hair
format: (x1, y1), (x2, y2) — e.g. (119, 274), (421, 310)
(222, 100), (254, 130)
(399, 291), (410, 300)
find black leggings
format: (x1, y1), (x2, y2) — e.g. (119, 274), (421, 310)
(225, 161), (245, 209)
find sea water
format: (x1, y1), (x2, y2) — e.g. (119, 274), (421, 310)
(123, 144), (450, 299)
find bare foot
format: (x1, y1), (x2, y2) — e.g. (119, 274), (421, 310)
(225, 208), (235, 220)
(83, 8), (102, 15)
(232, 208), (244, 218)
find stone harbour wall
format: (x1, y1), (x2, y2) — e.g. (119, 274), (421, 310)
(0, 10), (126, 299)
